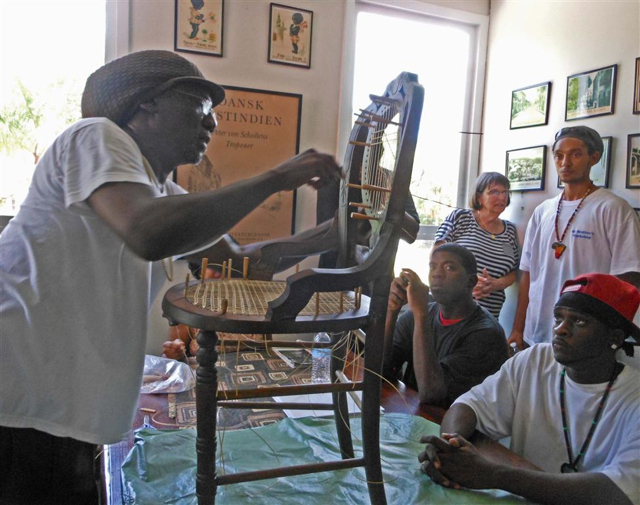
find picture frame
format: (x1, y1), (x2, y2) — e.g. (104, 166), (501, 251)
(174, 0), (224, 57)
(510, 82), (551, 129)
(565, 64), (617, 121)
(626, 133), (640, 189)
(268, 3), (313, 69)
(558, 136), (612, 189)
(634, 57), (640, 114)
(175, 86), (302, 242)
(505, 145), (547, 192)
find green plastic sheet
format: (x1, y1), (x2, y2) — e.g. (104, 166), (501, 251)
(121, 413), (530, 504)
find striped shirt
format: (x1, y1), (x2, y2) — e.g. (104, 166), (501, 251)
(435, 209), (520, 319)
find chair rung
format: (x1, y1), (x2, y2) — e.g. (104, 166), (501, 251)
(218, 401), (334, 410)
(216, 382), (363, 400)
(216, 457), (366, 485)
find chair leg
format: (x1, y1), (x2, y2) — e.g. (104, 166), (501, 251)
(362, 372), (386, 505)
(362, 319), (387, 505)
(195, 330), (220, 505)
(331, 333), (354, 459)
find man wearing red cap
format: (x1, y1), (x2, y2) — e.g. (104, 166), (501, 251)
(419, 273), (640, 504)
(509, 125), (640, 350)
(0, 50), (341, 502)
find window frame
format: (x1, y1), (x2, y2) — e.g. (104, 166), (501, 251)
(337, 0), (489, 240)
(106, 0), (131, 63)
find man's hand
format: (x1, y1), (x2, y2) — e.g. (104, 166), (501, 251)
(507, 330), (525, 352)
(271, 149), (343, 191)
(399, 268), (430, 318)
(162, 338), (186, 361)
(418, 434), (461, 489)
(388, 275), (409, 313)
(420, 433), (497, 491)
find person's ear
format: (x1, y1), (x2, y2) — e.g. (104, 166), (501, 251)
(590, 150), (602, 166)
(468, 273), (478, 289)
(137, 97), (160, 114)
(609, 328), (625, 351)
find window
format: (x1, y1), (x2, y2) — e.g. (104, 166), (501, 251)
(0, 1), (110, 216)
(352, 2), (486, 278)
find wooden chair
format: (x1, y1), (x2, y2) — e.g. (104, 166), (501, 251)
(162, 72), (424, 505)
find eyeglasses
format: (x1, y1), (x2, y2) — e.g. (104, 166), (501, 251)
(485, 189), (510, 197)
(171, 88), (215, 116)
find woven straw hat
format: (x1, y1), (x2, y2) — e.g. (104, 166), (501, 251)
(81, 50), (225, 126)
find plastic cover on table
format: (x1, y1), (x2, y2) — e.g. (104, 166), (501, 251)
(140, 354), (195, 394)
(121, 413), (531, 504)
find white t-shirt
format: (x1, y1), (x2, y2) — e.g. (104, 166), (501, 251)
(455, 344), (640, 504)
(520, 189), (640, 345)
(0, 118), (187, 444)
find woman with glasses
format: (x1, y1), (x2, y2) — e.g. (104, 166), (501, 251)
(434, 172), (519, 319)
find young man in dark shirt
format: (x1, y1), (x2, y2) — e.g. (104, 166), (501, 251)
(383, 243), (508, 407)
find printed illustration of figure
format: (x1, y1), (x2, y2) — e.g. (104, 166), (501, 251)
(189, 0), (205, 39)
(289, 12), (307, 54)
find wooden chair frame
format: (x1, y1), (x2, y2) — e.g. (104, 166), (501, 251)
(162, 72), (424, 504)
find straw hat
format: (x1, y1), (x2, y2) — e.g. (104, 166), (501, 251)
(81, 50), (225, 126)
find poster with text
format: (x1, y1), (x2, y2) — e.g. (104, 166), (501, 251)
(176, 86), (301, 245)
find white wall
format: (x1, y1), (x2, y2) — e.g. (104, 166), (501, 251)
(480, 0), (640, 333)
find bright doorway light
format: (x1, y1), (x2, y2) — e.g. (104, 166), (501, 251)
(353, 7), (474, 279)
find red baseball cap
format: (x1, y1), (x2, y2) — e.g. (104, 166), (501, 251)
(557, 273), (640, 346)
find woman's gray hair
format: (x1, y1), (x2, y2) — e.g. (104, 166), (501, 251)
(469, 172), (511, 210)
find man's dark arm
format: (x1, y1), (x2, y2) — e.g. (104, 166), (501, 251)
(423, 405), (632, 505)
(411, 310), (448, 404)
(88, 150), (341, 261)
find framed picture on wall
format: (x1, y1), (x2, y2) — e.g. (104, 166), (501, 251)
(268, 3), (313, 68)
(174, 0), (224, 57)
(558, 136), (612, 189)
(626, 133), (640, 189)
(510, 82), (551, 129)
(634, 57), (640, 114)
(506, 145), (547, 192)
(565, 64), (617, 121)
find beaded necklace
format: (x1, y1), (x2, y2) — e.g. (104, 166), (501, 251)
(552, 184), (594, 259)
(558, 365), (619, 473)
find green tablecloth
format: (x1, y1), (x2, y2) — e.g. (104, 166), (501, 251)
(121, 413), (530, 504)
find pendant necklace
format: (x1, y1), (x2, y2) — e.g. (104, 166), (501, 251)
(476, 211), (499, 240)
(559, 365), (619, 473)
(552, 184), (594, 259)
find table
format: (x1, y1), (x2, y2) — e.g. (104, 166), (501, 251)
(103, 352), (532, 504)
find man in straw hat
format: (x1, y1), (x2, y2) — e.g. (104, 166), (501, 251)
(419, 273), (639, 504)
(0, 50), (341, 503)
(509, 125), (640, 351)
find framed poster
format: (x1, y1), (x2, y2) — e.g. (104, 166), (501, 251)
(174, 0), (224, 57)
(268, 3), (313, 68)
(565, 64), (617, 121)
(634, 57), (640, 114)
(558, 136), (612, 188)
(510, 82), (551, 129)
(505, 145), (547, 192)
(627, 133), (640, 189)
(175, 86), (302, 244)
